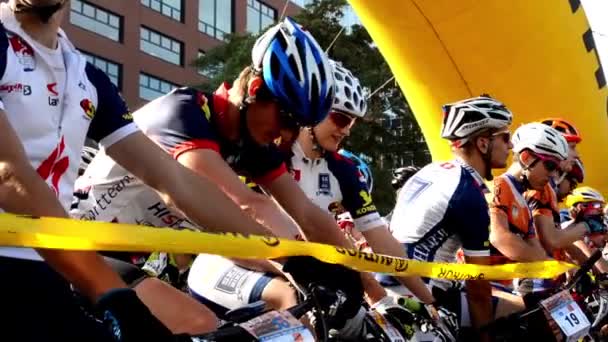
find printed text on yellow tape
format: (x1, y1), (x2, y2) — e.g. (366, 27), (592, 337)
(0, 214), (575, 280)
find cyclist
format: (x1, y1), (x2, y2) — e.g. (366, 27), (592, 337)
(562, 187), (608, 271)
(489, 123), (568, 300)
(524, 119), (590, 257)
(0, 2), (344, 340)
(390, 95), (513, 340)
(187, 60), (433, 326)
(72, 17), (365, 336)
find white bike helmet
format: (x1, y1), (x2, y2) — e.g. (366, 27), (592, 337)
(330, 59), (366, 118)
(251, 17), (334, 126)
(512, 123), (569, 161)
(441, 95), (513, 146)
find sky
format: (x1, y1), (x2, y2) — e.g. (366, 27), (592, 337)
(581, 0), (608, 80)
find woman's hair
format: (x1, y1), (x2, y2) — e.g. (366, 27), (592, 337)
(232, 66), (256, 103)
(233, 66), (275, 105)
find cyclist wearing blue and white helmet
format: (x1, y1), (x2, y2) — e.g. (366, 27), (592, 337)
(74, 17), (365, 330)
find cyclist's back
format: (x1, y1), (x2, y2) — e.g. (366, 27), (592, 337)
(391, 159), (490, 288)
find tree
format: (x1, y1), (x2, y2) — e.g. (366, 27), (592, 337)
(193, 0), (430, 214)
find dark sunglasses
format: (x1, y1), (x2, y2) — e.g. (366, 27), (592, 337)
(534, 154), (560, 172)
(329, 111), (356, 129)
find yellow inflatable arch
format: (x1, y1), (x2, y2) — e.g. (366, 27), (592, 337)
(348, 0), (608, 194)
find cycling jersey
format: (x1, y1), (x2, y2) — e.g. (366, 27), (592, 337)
(489, 174), (536, 264)
(288, 142), (384, 231)
(390, 159), (491, 290)
(0, 4), (136, 259)
(71, 83), (287, 226)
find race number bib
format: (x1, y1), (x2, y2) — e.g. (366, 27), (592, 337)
(540, 290), (590, 341)
(240, 311), (314, 341)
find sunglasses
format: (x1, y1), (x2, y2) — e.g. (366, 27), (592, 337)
(490, 130), (511, 144)
(534, 153), (561, 172)
(329, 111), (356, 129)
(580, 202), (604, 210)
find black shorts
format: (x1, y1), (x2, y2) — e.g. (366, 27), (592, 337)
(0, 256), (113, 341)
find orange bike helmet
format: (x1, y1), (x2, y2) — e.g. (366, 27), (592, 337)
(541, 118), (582, 143)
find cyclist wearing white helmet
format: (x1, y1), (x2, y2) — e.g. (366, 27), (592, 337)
(73, 18), (366, 336)
(390, 95), (513, 340)
(489, 123), (568, 298)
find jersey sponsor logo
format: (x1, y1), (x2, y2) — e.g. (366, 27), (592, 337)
(359, 190), (373, 207)
(409, 228), (450, 261)
(8, 35), (35, 71)
(81, 175), (135, 220)
(36, 136), (69, 196)
(317, 173), (332, 196)
(215, 266), (250, 294)
(355, 190), (376, 216)
(147, 201), (193, 229)
(0, 83), (31, 95)
(196, 92), (211, 121)
(80, 99), (96, 120)
(46, 83), (59, 96)
(122, 112), (133, 121)
(47, 83), (59, 106)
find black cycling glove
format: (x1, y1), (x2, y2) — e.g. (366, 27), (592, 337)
(282, 256), (364, 327)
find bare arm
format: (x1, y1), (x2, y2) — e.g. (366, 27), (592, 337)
(362, 227), (435, 304)
(464, 255), (492, 342)
(571, 240), (608, 273)
(489, 210), (548, 261)
(0, 110), (126, 300)
(174, 148), (300, 238)
(535, 214), (585, 250)
(106, 133), (274, 237)
(263, 173), (350, 245)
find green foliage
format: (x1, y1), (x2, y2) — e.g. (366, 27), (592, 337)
(192, 0), (431, 214)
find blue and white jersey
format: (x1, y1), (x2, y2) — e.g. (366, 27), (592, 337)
(289, 142), (384, 232)
(390, 159), (490, 288)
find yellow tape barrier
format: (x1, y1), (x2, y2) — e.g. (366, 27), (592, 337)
(0, 214), (575, 280)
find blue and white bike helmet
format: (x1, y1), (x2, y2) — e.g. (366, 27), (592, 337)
(338, 149), (373, 193)
(252, 17), (334, 126)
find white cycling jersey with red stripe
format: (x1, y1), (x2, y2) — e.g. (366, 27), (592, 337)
(0, 3), (137, 259)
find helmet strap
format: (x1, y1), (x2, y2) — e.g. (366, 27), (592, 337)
(479, 138), (494, 181)
(237, 102), (255, 147)
(308, 126), (325, 154)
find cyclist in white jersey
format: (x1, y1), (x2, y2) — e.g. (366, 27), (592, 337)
(0, 2), (332, 341)
(390, 95), (513, 341)
(72, 18), (367, 336)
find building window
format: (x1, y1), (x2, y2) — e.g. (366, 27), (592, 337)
(80, 51), (122, 89)
(139, 73), (179, 101)
(247, 0), (276, 34)
(198, 0), (232, 41)
(140, 27), (182, 65)
(70, 0), (121, 42)
(141, 0), (182, 22)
